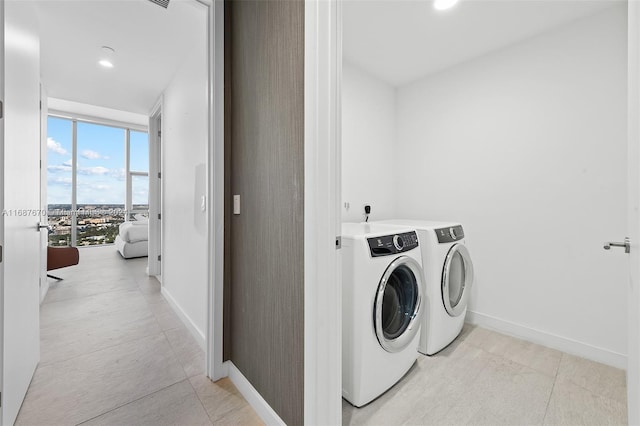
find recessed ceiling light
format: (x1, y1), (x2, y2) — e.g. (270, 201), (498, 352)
(98, 46), (115, 69)
(434, 0), (459, 11)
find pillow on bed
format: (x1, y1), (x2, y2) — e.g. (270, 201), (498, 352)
(118, 221), (149, 243)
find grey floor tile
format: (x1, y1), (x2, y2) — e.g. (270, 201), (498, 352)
(81, 380), (212, 426)
(41, 289), (149, 329)
(150, 300), (186, 331)
(406, 345), (496, 425)
(164, 327), (205, 378)
(463, 326), (562, 378)
(16, 333), (186, 425)
(439, 354), (554, 425)
(344, 326), (627, 426)
(500, 337), (562, 378)
(462, 324), (495, 348)
(344, 344), (492, 426)
(190, 376), (254, 423)
(212, 404), (264, 426)
(556, 353), (627, 404)
(136, 275), (162, 295)
(40, 305), (161, 365)
(43, 276), (138, 304)
(544, 376), (627, 426)
(20, 246), (259, 426)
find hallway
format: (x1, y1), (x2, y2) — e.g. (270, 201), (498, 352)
(15, 246), (262, 425)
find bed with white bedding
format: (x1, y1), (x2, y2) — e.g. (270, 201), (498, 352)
(115, 220), (149, 258)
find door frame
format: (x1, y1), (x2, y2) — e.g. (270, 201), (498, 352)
(326, 0), (640, 423)
(205, 0), (225, 380)
(1, 0), (221, 421)
(627, 1), (640, 423)
(303, 0), (342, 423)
(148, 98), (162, 278)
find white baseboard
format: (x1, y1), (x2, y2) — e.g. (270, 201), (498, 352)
(466, 310), (627, 370)
(39, 278), (49, 304)
(161, 287), (206, 351)
(226, 361), (286, 426)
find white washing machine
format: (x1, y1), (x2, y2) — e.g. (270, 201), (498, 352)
(342, 223), (425, 407)
(376, 220), (474, 355)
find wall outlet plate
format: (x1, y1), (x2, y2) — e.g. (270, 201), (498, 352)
(233, 195), (241, 215)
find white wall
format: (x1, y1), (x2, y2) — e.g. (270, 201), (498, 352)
(395, 6), (628, 367)
(161, 9), (208, 347)
(341, 62), (397, 222)
(47, 98), (148, 128)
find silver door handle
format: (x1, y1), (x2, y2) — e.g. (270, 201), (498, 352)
(37, 223), (50, 231)
(604, 237), (630, 253)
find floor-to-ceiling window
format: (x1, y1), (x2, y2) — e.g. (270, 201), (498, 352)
(47, 117), (74, 246)
(47, 115), (149, 246)
(128, 130), (150, 219)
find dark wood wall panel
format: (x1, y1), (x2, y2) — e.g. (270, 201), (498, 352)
(224, 1), (304, 424)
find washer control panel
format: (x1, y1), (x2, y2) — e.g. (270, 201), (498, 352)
(368, 231), (418, 257)
(436, 225), (465, 243)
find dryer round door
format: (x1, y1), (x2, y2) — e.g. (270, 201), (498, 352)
(442, 243), (474, 317)
(374, 256), (424, 353)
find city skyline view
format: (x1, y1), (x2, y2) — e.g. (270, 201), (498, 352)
(47, 116), (149, 246)
(47, 117), (149, 205)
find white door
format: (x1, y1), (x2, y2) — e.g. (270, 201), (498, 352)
(0, 0), (5, 421)
(627, 2), (640, 424)
(2, 2), (42, 424)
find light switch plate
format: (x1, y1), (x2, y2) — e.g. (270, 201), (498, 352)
(233, 195), (240, 215)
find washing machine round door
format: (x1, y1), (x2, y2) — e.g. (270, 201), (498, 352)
(442, 243), (474, 317)
(374, 256), (424, 353)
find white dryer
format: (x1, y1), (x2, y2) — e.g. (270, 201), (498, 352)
(376, 220), (474, 355)
(342, 223), (425, 407)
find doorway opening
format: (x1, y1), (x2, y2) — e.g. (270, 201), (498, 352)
(8, 0), (221, 424)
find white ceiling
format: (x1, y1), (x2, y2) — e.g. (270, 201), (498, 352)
(35, 0), (206, 114)
(343, 0), (623, 86)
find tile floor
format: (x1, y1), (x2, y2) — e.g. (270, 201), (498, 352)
(16, 245), (628, 425)
(15, 246), (263, 426)
(343, 325), (628, 426)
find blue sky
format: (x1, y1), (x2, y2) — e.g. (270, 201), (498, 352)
(47, 117), (148, 205)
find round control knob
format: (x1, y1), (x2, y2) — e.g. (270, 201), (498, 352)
(449, 228), (457, 240)
(393, 235), (404, 250)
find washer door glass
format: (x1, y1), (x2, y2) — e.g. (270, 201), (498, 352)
(442, 244), (474, 317)
(374, 256), (423, 353)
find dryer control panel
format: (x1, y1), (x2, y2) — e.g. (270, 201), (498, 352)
(367, 231), (419, 257)
(436, 225), (465, 243)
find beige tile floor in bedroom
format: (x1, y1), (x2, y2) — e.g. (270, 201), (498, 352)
(15, 246), (263, 426)
(343, 324), (628, 426)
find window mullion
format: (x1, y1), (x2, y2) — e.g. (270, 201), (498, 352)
(71, 119), (78, 247)
(125, 128), (131, 218)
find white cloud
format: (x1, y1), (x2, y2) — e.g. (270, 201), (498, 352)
(47, 138), (67, 155)
(78, 166), (110, 175)
(47, 165), (71, 173)
(89, 184), (110, 191)
(48, 162), (118, 178)
(63, 159), (73, 167)
(80, 149), (105, 160)
(48, 176), (72, 186)
(110, 168), (126, 180)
